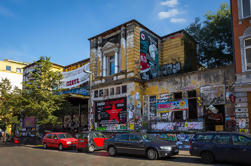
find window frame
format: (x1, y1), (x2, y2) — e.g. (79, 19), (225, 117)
(16, 68), (22, 73)
(107, 55), (115, 76)
(6, 65), (11, 71)
(241, 0), (251, 19)
(244, 38), (251, 71)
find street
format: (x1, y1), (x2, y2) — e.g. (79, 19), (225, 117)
(0, 143), (237, 166)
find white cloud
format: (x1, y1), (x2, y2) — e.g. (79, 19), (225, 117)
(158, 9), (181, 19)
(0, 5), (15, 17)
(170, 18), (186, 23)
(160, 0), (178, 7)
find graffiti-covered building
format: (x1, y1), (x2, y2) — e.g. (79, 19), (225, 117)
(231, 0), (251, 134)
(88, 19), (235, 134)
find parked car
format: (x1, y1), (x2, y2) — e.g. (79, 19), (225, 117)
(104, 133), (179, 160)
(190, 132), (251, 164)
(42, 132), (77, 151)
(76, 131), (108, 153)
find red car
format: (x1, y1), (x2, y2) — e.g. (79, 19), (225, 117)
(76, 131), (108, 153)
(42, 132), (77, 151)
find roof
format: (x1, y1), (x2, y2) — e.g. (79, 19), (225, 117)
(64, 58), (90, 68)
(88, 19), (161, 40)
(88, 19), (196, 44)
(24, 60), (64, 69)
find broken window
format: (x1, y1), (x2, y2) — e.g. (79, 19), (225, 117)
(188, 90), (198, 120)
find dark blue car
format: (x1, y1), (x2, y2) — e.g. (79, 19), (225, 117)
(104, 133), (179, 160)
(190, 132), (251, 164)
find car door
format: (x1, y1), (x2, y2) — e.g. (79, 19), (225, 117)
(231, 134), (251, 164)
(128, 134), (145, 155)
(51, 134), (59, 148)
(115, 134), (130, 154)
(93, 132), (106, 148)
(213, 133), (232, 162)
(46, 134), (52, 147)
(77, 133), (88, 149)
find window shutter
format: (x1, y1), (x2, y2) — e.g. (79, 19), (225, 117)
(238, 0), (243, 19)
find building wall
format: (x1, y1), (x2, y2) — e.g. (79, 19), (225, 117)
(0, 59), (28, 89)
(231, 0), (251, 133)
(232, 0), (251, 74)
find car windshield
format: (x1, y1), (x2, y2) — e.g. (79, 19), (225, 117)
(141, 134), (157, 141)
(58, 133), (73, 139)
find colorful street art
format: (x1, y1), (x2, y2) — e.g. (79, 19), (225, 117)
(140, 29), (159, 80)
(156, 99), (188, 113)
(151, 121), (203, 131)
(95, 98), (127, 128)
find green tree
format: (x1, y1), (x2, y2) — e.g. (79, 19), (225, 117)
(0, 78), (22, 130)
(186, 3), (233, 68)
(22, 56), (67, 125)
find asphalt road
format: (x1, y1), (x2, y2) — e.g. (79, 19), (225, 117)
(0, 143), (238, 166)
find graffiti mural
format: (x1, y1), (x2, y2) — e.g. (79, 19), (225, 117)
(95, 98), (127, 128)
(160, 62), (181, 76)
(200, 85), (225, 105)
(151, 121), (203, 131)
(140, 29), (159, 80)
(156, 99), (188, 113)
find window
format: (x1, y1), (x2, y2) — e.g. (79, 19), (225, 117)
(16, 68), (21, 73)
(53, 134), (58, 139)
(6, 66), (11, 71)
(80, 133), (88, 139)
(195, 134), (214, 143)
(46, 134), (52, 139)
(244, 38), (251, 70)
(122, 85), (127, 94)
(233, 135), (251, 146)
(104, 89), (109, 97)
(108, 56), (115, 75)
(213, 134), (231, 144)
(110, 88), (114, 96)
(99, 89), (103, 97)
(94, 90), (99, 98)
(241, 0), (251, 18)
(174, 111), (183, 121)
(130, 134), (142, 141)
(116, 134), (129, 141)
(116, 87), (120, 95)
(174, 92), (182, 99)
(188, 90), (197, 120)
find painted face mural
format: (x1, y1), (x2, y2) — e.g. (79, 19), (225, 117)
(95, 98), (127, 126)
(140, 29), (159, 80)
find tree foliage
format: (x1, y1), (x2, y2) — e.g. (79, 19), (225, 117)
(22, 56), (67, 125)
(186, 3), (233, 68)
(0, 78), (22, 129)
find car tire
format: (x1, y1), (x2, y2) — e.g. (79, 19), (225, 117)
(108, 146), (116, 156)
(88, 144), (95, 153)
(58, 144), (63, 151)
(201, 151), (214, 164)
(43, 143), (47, 149)
(76, 148), (80, 152)
(147, 148), (158, 160)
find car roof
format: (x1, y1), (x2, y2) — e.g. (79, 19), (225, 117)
(46, 132), (69, 135)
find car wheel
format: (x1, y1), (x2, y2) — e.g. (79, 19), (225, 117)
(88, 144), (95, 153)
(108, 146), (116, 156)
(43, 143), (47, 149)
(58, 144), (63, 151)
(201, 151), (214, 164)
(147, 149), (158, 160)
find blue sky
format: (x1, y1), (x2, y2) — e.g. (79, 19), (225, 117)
(0, 0), (229, 66)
